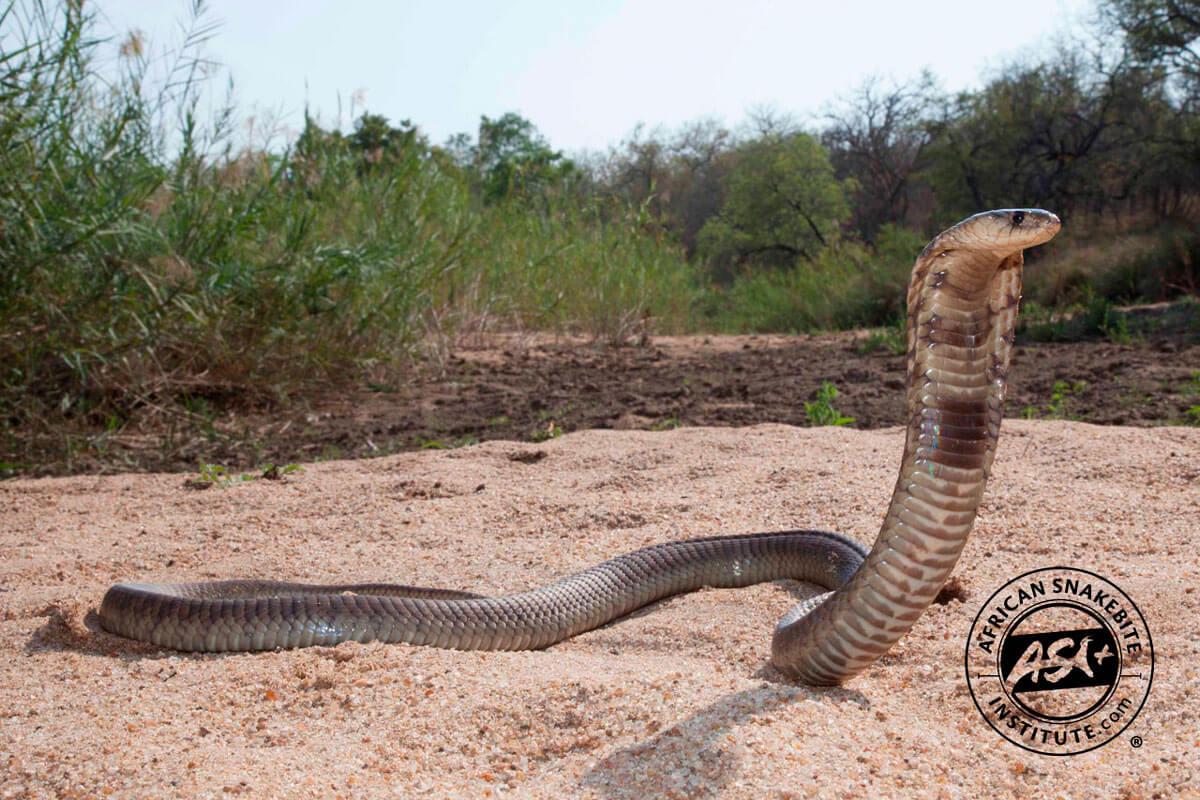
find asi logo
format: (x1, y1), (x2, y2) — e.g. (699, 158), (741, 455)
(964, 567), (1153, 755)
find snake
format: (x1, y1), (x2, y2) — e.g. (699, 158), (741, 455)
(99, 208), (1060, 685)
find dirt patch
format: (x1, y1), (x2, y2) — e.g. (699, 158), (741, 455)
(11, 328), (1200, 475)
(155, 331), (1200, 469)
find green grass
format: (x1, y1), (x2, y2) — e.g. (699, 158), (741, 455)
(1018, 292), (1135, 344)
(0, 1), (693, 470)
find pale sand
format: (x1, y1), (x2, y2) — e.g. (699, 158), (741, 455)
(1, 421), (1196, 799)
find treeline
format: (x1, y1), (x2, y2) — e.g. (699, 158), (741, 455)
(559, 1), (1198, 321)
(1, 0), (1198, 469)
(408, 0), (1200, 326)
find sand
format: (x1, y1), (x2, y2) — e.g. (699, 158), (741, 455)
(1, 420), (1196, 799)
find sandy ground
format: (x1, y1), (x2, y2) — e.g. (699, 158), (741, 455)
(1, 420), (1197, 799)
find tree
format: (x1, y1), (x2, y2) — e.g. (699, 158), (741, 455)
(1098, 0), (1200, 216)
(665, 117), (734, 254)
(822, 73), (938, 241)
(475, 112), (573, 200)
(698, 132), (852, 277)
(439, 131), (475, 169)
(1100, 0), (1200, 100)
(594, 117), (734, 255)
(921, 49), (1172, 220)
(348, 112), (423, 166)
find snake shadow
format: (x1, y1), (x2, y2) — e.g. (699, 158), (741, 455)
(579, 578), (870, 798)
(580, 675), (869, 800)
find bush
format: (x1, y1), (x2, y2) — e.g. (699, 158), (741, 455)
(703, 224), (925, 333)
(0, 1), (694, 471)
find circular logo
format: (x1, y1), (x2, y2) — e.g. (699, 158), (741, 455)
(964, 566), (1153, 755)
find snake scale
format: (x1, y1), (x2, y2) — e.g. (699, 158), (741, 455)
(100, 208), (1060, 685)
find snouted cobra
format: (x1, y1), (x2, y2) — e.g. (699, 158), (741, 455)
(99, 208), (1061, 685)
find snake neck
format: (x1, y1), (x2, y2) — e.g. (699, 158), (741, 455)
(772, 248), (1023, 685)
(902, 248), (1023, 488)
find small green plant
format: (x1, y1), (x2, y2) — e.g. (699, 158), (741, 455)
(531, 421), (564, 442)
(1185, 370), (1200, 395)
(650, 417), (681, 431)
(1083, 293), (1132, 344)
(414, 435), (478, 450)
(856, 319), (907, 355)
(1046, 380), (1089, 420)
(195, 462), (305, 488)
(805, 381), (855, 427)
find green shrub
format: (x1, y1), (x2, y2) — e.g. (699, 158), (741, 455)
(804, 381), (855, 426)
(0, 1), (695, 471)
(705, 224), (924, 333)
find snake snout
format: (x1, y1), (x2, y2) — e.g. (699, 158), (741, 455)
(974, 208), (1060, 249)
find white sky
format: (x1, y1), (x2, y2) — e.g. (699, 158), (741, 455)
(94, 0), (1095, 154)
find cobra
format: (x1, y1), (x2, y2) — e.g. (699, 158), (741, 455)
(99, 208), (1060, 685)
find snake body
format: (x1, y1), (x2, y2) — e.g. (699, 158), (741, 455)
(100, 209), (1060, 685)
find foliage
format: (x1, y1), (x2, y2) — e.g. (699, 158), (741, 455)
(4, 0), (1200, 473)
(922, 52), (1172, 221)
(1100, 0), (1200, 95)
(704, 224), (924, 333)
(697, 132), (853, 276)
(1048, 380), (1090, 420)
(1022, 380), (1091, 420)
(437, 192), (694, 343)
(804, 381), (855, 427)
(822, 72), (938, 241)
(195, 462), (304, 488)
(474, 112), (576, 201)
(0, 2), (691, 471)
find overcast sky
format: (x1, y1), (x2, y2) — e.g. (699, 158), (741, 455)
(93, 0), (1095, 154)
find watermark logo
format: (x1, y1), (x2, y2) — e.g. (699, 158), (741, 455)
(964, 566), (1153, 755)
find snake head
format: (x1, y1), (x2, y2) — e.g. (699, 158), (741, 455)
(921, 209), (1061, 259)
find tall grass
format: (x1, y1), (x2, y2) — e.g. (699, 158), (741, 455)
(449, 195), (693, 343)
(1023, 219), (1200, 308)
(0, 1), (697, 469)
(2, 2), (469, 414)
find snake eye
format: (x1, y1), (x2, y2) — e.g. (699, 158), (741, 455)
(1011, 211), (1025, 225)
